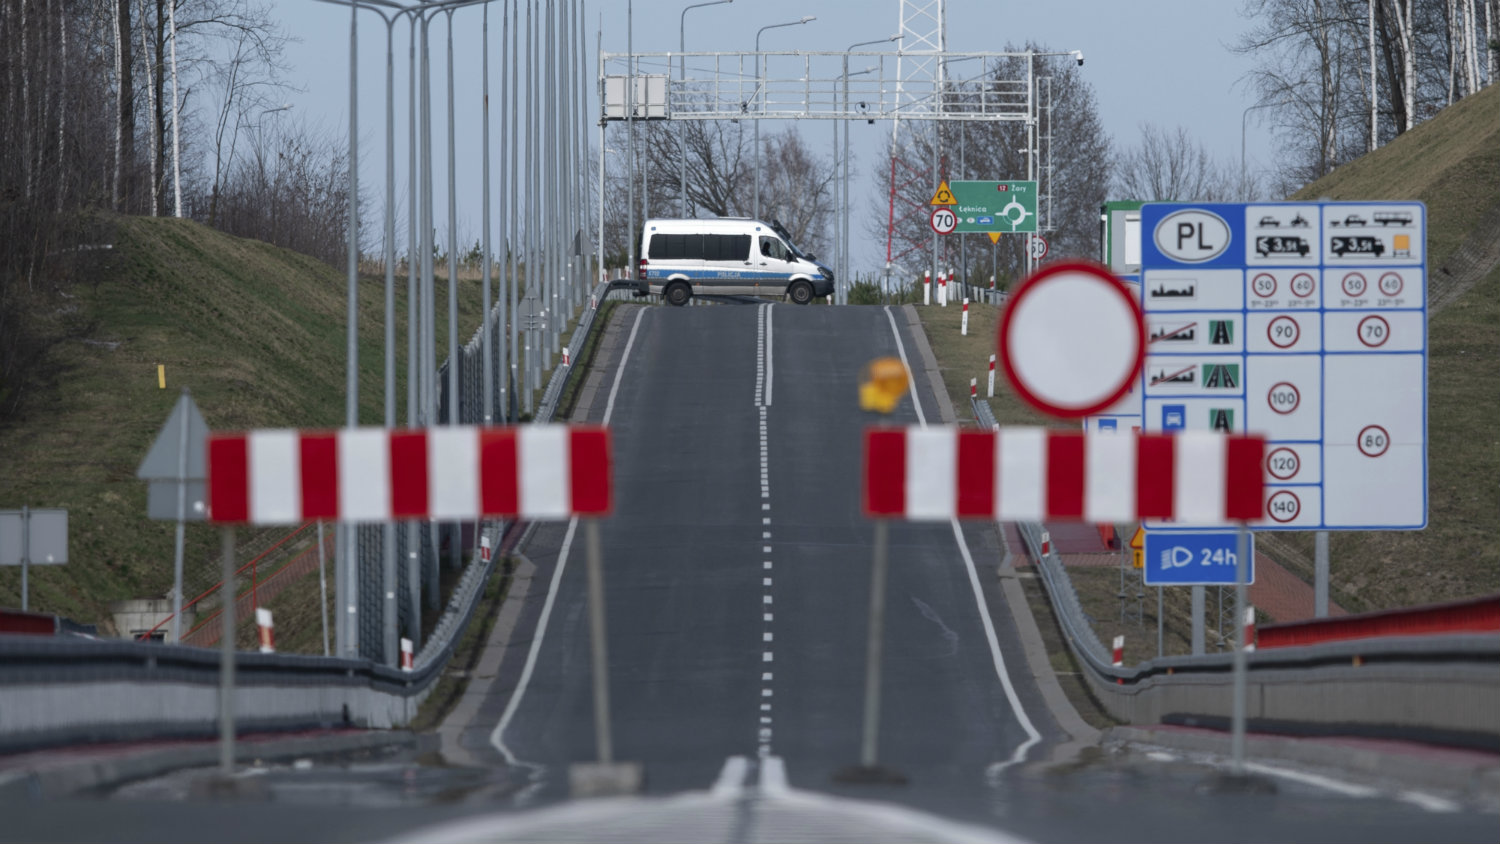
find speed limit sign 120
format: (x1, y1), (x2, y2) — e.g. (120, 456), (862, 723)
(930, 206), (958, 235)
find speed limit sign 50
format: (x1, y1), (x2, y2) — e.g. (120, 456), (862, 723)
(930, 207), (958, 235)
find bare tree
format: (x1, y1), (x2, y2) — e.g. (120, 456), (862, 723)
(1114, 123), (1244, 202)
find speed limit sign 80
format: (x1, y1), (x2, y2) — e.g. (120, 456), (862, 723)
(930, 207), (958, 235)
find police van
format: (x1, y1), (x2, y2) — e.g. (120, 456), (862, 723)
(637, 217), (834, 306)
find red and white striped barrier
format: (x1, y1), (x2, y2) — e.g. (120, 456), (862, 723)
(256, 607), (275, 653)
(1041, 530), (1051, 555)
(1111, 634), (1124, 667)
(987, 354), (996, 398)
(923, 270), (932, 305)
(400, 637), (414, 671)
(207, 425), (612, 525)
(1243, 606), (1257, 651)
(862, 426), (1266, 523)
(961, 298), (970, 335)
(970, 378), (977, 399)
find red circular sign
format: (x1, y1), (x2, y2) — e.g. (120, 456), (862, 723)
(998, 261), (1145, 419)
(1358, 424), (1390, 457)
(1268, 382), (1300, 415)
(1251, 273), (1277, 298)
(1342, 272), (1368, 298)
(1357, 315), (1390, 347)
(1267, 316), (1300, 349)
(1379, 272), (1404, 296)
(930, 206), (958, 235)
(1290, 273), (1316, 298)
(1266, 447), (1301, 481)
(1267, 490), (1301, 523)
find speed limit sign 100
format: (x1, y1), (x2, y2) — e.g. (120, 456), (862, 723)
(930, 207), (958, 235)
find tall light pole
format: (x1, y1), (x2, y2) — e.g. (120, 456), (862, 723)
(1241, 102), (1275, 196)
(753, 15), (814, 220)
(679, 0), (732, 217)
(842, 34), (899, 302)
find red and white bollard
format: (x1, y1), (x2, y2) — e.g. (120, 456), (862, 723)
(970, 378), (977, 399)
(562, 346), (571, 367)
(480, 535), (492, 563)
(590, 294), (598, 310)
(938, 271), (948, 307)
(1040, 530), (1052, 556)
(256, 607), (275, 654)
(961, 297), (970, 335)
(1243, 606), (1257, 651)
(989, 274), (996, 290)
(1111, 634), (1125, 667)
(400, 637), (414, 672)
(923, 270), (932, 305)
(987, 354), (996, 397)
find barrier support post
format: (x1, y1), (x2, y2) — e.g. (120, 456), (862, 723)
(218, 525), (237, 775)
(1230, 522), (1250, 773)
(584, 518), (612, 764)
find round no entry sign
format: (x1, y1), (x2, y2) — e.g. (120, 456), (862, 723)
(998, 261), (1144, 419)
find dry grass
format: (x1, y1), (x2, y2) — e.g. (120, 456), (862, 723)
(0, 215), (487, 628)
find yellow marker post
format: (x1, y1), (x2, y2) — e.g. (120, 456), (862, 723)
(157, 365), (166, 389)
(859, 358), (910, 414)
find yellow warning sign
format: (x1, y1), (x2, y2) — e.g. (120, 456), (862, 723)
(1129, 526), (1145, 569)
(929, 180), (956, 206)
(1129, 526), (1145, 549)
(987, 232), (1002, 244)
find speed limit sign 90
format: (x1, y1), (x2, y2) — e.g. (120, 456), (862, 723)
(930, 207), (958, 235)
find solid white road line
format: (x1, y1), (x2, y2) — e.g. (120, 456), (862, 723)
(764, 303), (774, 407)
(883, 304), (1042, 775)
(711, 755), (750, 798)
(489, 305), (647, 770)
(1243, 761), (1461, 813)
(883, 305), (927, 427)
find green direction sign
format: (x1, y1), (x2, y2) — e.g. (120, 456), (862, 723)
(949, 180), (1038, 234)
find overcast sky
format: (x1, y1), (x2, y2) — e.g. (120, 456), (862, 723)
(267, 0), (1275, 276)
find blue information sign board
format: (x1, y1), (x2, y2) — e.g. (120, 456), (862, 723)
(1138, 201), (1428, 531)
(1142, 530), (1255, 586)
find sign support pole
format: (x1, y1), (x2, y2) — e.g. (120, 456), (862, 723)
(1314, 531), (1329, 617)
(1190, 586), (1205, 655)
(171, 390), (190, 643)
(218, 525), (237, 775)
(20, 505), (28, 612)
(584, 518), (614, 764)
(860, 519), (889, 768)
(1156, 587), (1164, 658)
(1230, 523), (1250, 774)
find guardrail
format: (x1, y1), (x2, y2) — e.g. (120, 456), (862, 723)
(1258, 594), (1500, 649)
(972, 395), (1500, 743)
(0, 280), (621, 754)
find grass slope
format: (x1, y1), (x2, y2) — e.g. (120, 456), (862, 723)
(0, 215), (486, 629)
(1278, 83), (1500, 611)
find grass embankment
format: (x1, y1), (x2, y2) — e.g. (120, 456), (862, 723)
(0, 215), (486, 631)
(1277, 83), (1500, 613)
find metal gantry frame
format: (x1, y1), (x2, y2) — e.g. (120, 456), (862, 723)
(597, 48), (1059, 295)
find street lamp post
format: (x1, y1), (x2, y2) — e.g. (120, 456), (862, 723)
(753, 15), (814, 220)
(679, 0), (733, 218)
(841, 34), (900, 303)
(1241, 102), (1275, 196)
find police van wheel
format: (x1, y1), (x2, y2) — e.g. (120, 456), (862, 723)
(665, 282), (691, 307)
(788, 280), (814, 305)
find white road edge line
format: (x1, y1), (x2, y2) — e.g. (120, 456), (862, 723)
(882, 304), (1041, 774)
(711, 755), (750, 799)
(759, 754), (790, 796)
(883, 305), (926, 426)
(1243, 761), (1460, 813)
(490, 305), (647, 768)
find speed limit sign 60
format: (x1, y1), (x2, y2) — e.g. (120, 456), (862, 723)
(930, 207), (958, 235)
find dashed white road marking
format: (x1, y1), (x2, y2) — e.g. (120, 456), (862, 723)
(756, 304), (776, 759)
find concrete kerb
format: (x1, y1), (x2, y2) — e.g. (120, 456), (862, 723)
(1106, 725), (1500, 810)
(0, 730), (418, 801)
(897, 306), (1104, 760)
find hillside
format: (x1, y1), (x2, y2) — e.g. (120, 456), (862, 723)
(1268, 83), (1500, 612)
(0, 216), (486, 629)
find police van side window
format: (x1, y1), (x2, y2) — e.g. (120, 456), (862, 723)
(705, 234), (750, 261)
(760, 236), (788, 261)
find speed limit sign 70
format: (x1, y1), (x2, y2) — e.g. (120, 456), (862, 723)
(930, 207), (958, 235)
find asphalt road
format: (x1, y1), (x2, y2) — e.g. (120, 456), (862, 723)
(3, 301), (1495, 843)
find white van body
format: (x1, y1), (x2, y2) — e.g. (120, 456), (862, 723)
(637, 217), (834, 306)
